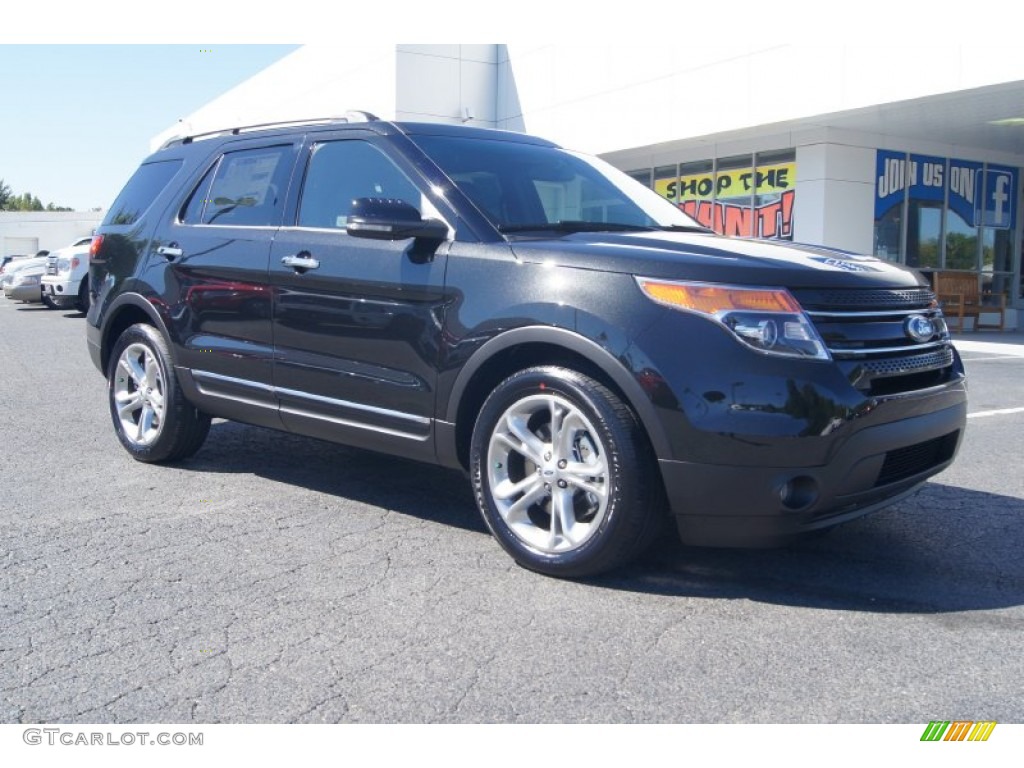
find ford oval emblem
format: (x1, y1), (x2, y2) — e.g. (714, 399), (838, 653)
(904, 314), (936, 343)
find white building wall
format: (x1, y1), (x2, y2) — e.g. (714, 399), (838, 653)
(395, 45), (498, 126)
(498, 44), (1024, 155)
(0, 212), (103, 256)
(150, 46), (399, 151)
(794, 142), (877, 253)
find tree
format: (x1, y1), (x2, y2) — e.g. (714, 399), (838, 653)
(0, 181), (73, 211)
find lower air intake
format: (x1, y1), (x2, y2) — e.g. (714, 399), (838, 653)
(875, 431), (960, 487)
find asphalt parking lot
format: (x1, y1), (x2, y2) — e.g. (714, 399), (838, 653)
(1, 297), (1022, 724)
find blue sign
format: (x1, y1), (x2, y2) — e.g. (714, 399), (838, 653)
(947, 158), (982, 226)
(875, 150), (906, 219)
(876, 150), (1018, 231)
(909, 154), (945, 203)
(983, 165), (1017, 230)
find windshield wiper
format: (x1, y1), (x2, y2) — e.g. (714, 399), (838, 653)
(498, 221), (656, 234)
(658, 224), (715, 234)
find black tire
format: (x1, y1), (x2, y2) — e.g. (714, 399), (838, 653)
(76, 277), (90, 313)
(41, 292), (61, 310)
(107, 323), (210, 463)
(470, 366), (664, 578)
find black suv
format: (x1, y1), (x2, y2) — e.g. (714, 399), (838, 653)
(86, 114), (967, 577)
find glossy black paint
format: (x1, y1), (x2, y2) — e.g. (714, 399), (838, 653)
(88, 118), (968, 548)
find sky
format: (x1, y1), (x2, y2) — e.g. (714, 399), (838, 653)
(0, 45), (300, 211)
(0, 3), (991, 212)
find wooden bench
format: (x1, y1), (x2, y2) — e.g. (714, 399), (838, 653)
(932, 271), (1007, 332)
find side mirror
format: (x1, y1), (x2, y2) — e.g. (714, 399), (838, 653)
(346, 197), (448, 242)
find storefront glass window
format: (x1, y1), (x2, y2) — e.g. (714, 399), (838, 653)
(654, 165), (677, 203)
(674, 159), (715, 229)
(715, 155), (753, 237)
(944, 158), (980, 271)
(753, 149), (796, 240)
(626, 169), (652, 188)
(905, 154), (945, 271)
(874, 150), (905, 262)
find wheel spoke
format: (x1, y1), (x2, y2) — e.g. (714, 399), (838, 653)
(504, 482), (548, 525)
(494, 474), (544, 501)
(550, 487), (576, 548)
(115, 391), (143, 418)
(504, 414), (546, 464)
(136, 405), (151, 440)
(564, 460), (608, 497)
(145, 355), (161, 388)
(119, 354), (145, 385)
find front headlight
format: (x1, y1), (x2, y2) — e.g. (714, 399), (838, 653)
(15, 274), (41, 286)
(635, 277), (830, 360)
(57, 258), (72, 273)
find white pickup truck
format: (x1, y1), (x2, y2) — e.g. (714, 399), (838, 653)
(41, 236), (94, 311)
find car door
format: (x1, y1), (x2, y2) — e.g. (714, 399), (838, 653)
(157, 138), (299, 428)
(269, 132), (452, 461)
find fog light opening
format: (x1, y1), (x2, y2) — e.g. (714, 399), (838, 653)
(779, 475), (819, 511)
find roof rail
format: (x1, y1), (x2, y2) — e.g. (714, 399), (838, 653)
(161, 110), (381, 149)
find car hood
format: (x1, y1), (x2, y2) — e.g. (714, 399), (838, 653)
(508, 230), (928, 290)
(2, 256), (49, 275)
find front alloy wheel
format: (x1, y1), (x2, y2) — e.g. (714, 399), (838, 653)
(471, 366), (663, 578)
(487, 393), (610, 554)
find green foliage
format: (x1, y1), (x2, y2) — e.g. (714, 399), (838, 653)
(0, 179), (73, 211)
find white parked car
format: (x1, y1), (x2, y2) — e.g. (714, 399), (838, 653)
(2, 261), (48, 302)
(41, 236), (94, 311)
(0, 252), (52, 299)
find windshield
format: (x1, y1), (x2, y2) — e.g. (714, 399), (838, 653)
(413, 135), (708, 234)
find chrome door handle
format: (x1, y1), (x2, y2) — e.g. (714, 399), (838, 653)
(281, 254), (320, 271)
(157, 246), (183, 260)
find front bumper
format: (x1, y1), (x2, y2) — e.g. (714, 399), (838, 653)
(661, 395), (966, 547)
(41, 275), (80, 300)
(4, 283), (41, 302)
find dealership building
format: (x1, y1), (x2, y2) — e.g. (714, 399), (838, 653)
(156, 44), (1024, 328)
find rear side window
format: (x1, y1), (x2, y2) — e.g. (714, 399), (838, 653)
(103, 160), (183, 226)
(201, 146), (292, 226)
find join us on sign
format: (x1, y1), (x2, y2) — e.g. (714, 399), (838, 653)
(875, 150), (1017, 230)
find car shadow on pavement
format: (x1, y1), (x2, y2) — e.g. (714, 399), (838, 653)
(597, 483), (1024, 614)
(180, 422), (1022, 614)
(182, 420), (486, 535)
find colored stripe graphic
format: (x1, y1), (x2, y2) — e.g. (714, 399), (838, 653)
(968, 722), (997, 741)
(920, 720), (996, 741)
(945, 721), (973, 741)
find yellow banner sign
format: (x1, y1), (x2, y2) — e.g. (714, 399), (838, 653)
(656, 161), (796, 201)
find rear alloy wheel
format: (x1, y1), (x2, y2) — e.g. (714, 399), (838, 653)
(471, 366), (663, 578)
(107, 324), (210, 463)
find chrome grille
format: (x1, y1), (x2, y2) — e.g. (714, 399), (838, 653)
(798, 287), (935, 311)
(45, 256), (58, 275)
(859, 347), (955, 377)
(793, 288), (957, 394)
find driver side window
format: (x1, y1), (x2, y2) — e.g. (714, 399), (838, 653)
(298, 140), (423, 229)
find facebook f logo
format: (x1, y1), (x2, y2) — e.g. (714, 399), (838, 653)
(984, 168), (1016, 229)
